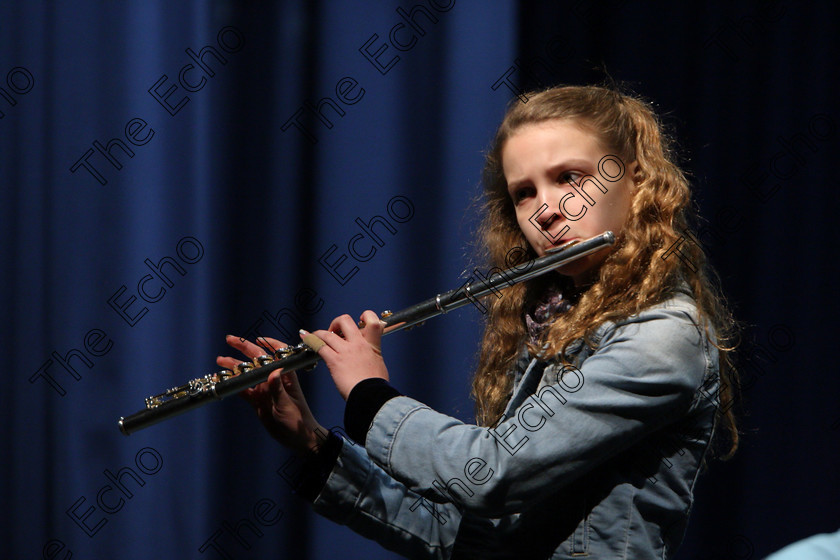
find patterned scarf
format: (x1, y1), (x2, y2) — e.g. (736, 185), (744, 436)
(524, 286), (573, 345)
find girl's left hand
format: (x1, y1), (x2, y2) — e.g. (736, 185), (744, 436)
(304, 310), (389, 400)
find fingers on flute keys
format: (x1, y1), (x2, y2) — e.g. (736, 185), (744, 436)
(218, 335), (288, 371)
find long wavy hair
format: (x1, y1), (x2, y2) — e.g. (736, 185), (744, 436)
(473, 85), (739, 458)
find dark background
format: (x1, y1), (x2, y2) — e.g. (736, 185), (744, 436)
(2, 1), (838, 559)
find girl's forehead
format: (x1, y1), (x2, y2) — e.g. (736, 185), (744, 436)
(511, 117), (588, 135)
(502, 120), (605, 161)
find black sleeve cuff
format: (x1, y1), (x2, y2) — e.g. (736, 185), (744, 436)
(344, 378), (402, 445)
(295, 430), (344, 503)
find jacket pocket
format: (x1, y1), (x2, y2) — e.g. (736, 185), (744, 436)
(570, 496), (590, 556)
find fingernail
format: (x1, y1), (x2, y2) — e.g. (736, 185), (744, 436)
(299, 329), (309, 337)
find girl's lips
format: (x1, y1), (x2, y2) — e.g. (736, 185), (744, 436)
(545, 238), (579, 254)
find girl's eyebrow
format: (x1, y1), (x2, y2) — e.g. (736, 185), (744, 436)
(506, 158), (595, 191)
(548, 158), (593, 173)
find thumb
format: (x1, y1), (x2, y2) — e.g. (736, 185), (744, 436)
(280, 370), (305, 399)
(359, 310), (384, 354)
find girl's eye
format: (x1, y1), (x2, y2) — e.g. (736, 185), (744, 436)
(512, 186), (534, 203)
(558, 171), (582, 184)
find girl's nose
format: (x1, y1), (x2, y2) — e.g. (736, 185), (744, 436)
(535, 188), (562, 229)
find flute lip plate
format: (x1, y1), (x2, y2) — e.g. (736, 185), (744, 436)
(546, 238), (580, 253)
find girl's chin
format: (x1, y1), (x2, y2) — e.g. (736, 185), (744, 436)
(556, 256), (604, 286)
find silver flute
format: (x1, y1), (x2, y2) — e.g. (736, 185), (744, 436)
(118, 231), (615, 435)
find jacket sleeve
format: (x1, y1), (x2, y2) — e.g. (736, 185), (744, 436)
(311, 434), (464, 560)
(363, 303), (712, 517)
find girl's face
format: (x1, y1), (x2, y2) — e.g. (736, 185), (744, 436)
(502, 119), (636, 286)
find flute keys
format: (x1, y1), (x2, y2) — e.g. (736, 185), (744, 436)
(255, 355), (274, 366)
(188, 378), (205, 397)
(359, 310), (393, 328)
(233, 361), (252, 375)
(274, 342), (306, 359)
(274, 346), (293, 360)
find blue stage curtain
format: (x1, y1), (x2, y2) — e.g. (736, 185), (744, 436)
(2, 1), (516, 558)
(2, 1), (838, 559)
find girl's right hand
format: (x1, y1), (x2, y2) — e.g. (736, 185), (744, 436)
(218, 335), (328, 456)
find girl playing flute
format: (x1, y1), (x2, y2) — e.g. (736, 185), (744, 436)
(220, 85), (738, 559)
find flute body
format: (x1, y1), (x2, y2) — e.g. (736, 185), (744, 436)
(118, 231), (615, 435)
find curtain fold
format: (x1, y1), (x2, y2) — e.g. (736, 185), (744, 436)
(3, 1), (838, 559)
(3, 1), (516, 558)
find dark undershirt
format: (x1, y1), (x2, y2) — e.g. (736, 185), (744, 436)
(297, 378), (402, 502)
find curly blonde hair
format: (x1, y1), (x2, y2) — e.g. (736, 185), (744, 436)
(473, 85), (738, 458)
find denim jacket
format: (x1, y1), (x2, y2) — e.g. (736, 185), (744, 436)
(310, 289), (720, 559)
